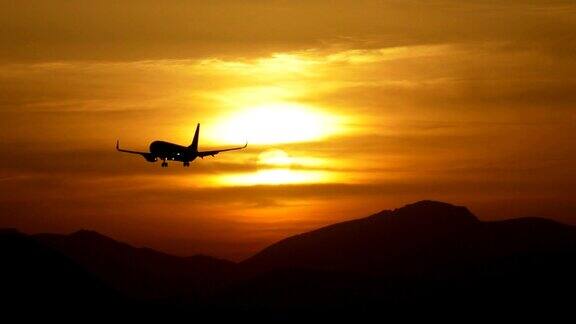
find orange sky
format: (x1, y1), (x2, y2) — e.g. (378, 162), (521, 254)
(1, 1), (575, 260)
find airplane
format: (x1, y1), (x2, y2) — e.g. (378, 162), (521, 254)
(116, 123), (247, 167)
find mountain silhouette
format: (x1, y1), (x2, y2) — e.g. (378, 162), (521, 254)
(34, 229), (235, 301)
(0, 228), (119, 314)
(242, 200), (482, 273)
(228, 201), (576, 315)
(2, 200), (576, 318)
(242, 200), (576, 275)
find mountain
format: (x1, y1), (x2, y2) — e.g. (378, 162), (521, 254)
(0, 228), (119, 313)
(242, 200), (576, 274)
(2, 200), (576, 318)
(229, 201), (576, 314)
(242, 200), (481, 273)
(34, 229), (236, 301)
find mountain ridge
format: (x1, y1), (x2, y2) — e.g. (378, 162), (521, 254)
(2, 200), (576, 316)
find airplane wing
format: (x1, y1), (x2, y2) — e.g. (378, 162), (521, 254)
(197, 141), (248, 158)
(116, 140), (156, 161)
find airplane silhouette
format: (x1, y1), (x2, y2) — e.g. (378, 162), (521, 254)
(116, 123), (247, 167)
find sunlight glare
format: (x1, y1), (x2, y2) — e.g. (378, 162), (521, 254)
(258, 149), (293, 168)
(212, 103), (339, 145)
(215, 148), (336, 186)
(223, 169), (327, 186)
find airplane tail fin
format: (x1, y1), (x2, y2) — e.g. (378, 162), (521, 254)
(189, 123), (200, 152)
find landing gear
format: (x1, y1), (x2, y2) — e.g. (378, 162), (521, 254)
(161, 160), (168, 168)
(183, 162), (190, 167)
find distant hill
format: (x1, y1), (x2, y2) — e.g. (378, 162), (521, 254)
(229, 201), (576, 314)
(2, 200), (576, 318)
(242, 200), (576, 274)
(0, 228), (119, 313)
(34, 229), (236, 301)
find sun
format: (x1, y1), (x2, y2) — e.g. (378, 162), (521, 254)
(201, 101), (345, 186)
(211, 102), (339, 145)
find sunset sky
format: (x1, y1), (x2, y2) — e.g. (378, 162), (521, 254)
(1, 1), (575, 260)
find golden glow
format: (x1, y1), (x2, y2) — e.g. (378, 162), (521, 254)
(215, 148), (335, 186)
(1, 1), (574, 263)
(199, 53), (315, 77)
(212, 103), (341, 145)
(222, 169), (329, 186)
(258, 149), (293, 168)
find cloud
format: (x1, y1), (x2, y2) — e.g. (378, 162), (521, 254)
(1, 1), (575, 62)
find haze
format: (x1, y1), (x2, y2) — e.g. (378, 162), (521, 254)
(1, 1), (575, 260)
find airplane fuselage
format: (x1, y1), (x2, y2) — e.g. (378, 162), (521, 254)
(149, 141), (197, 162)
